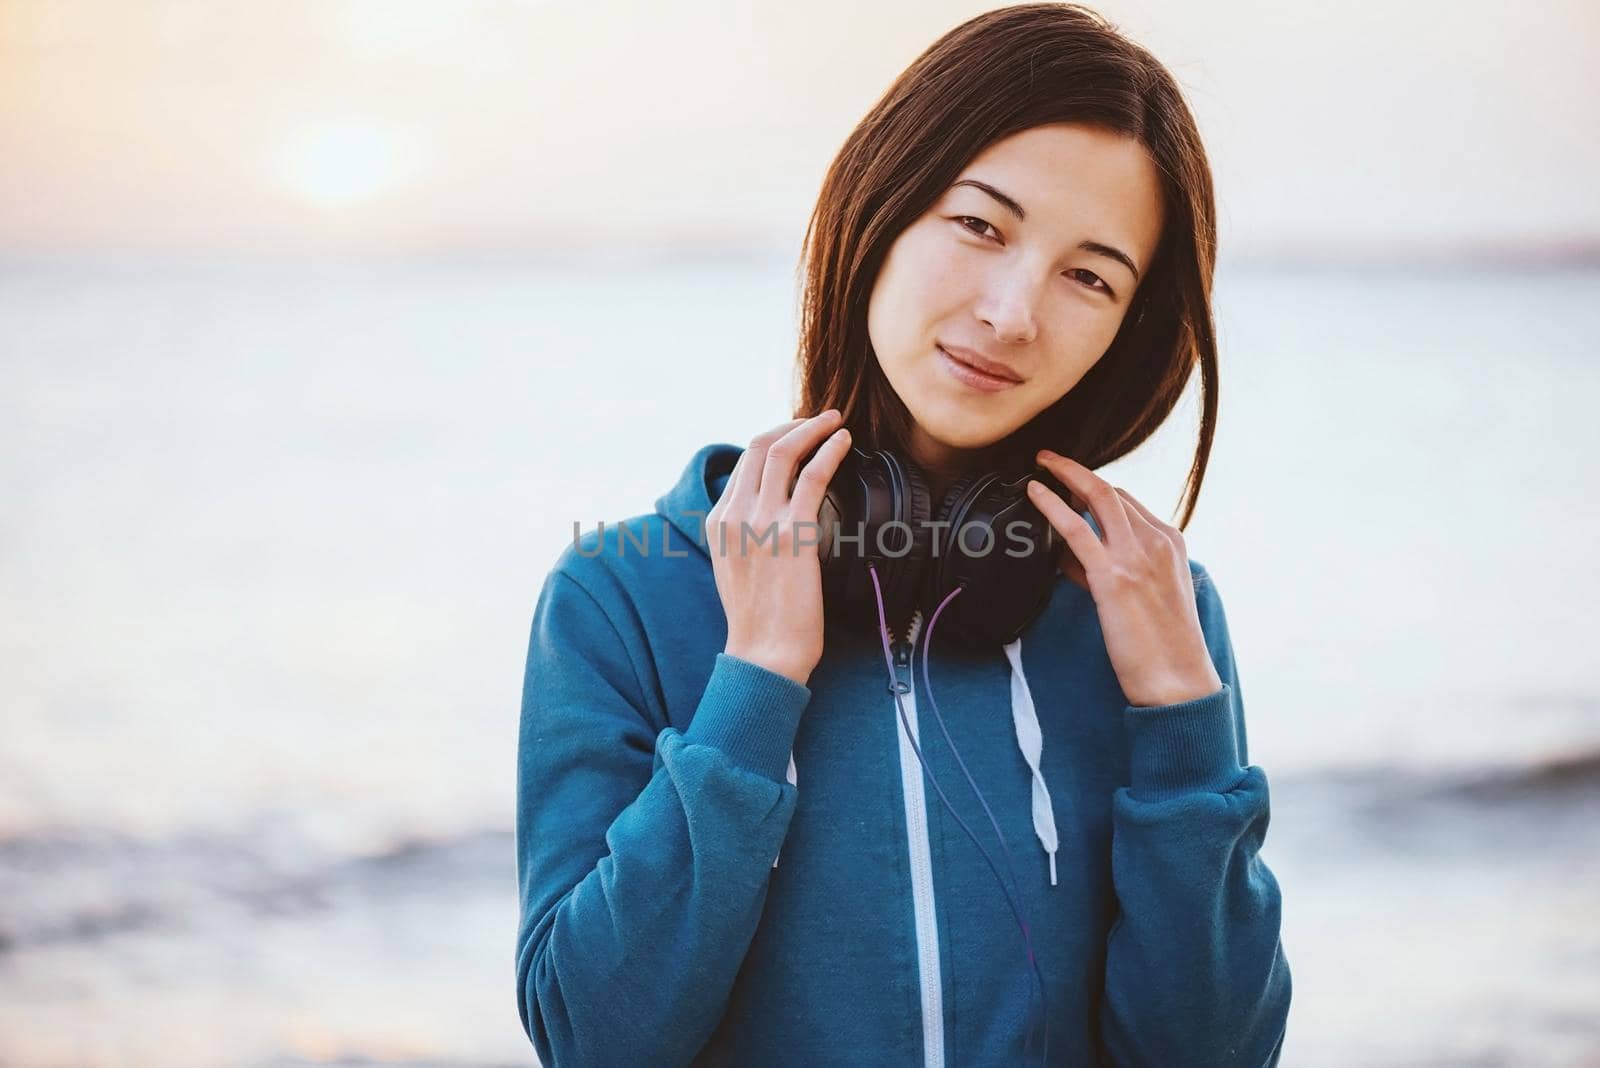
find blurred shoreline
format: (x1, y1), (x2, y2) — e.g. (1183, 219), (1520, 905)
(4, 238), (1600, 274)
(2, 750), (1596, 1066)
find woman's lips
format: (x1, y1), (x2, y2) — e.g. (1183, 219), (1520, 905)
(937, 345), (1021, 393)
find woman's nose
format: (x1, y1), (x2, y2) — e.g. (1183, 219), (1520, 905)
(976, 269), (1041, 345)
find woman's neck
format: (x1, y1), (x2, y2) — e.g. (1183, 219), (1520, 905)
(906, 425), (979, 503)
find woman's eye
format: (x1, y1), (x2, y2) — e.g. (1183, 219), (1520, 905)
(1065, 268), (1111, 295)
(955, 216), (997, 241)
(954, 217), (1113, 297)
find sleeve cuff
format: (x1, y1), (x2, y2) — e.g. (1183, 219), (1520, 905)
(682, 653), (812, 782)
(1122, 682), (1244, 802)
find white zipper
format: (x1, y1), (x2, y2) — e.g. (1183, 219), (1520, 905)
(892, 608), (944, 1068)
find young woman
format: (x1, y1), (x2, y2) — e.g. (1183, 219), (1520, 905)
(515, 5), (1291, 1065)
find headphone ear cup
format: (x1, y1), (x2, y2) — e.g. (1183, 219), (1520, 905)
(818, 447), (933, 636)
(922, 466), (1061, 645)
(922, 468), (986, 619)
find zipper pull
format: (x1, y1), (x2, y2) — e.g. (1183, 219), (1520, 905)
(893, 637), (912, 669)
(887, 618), (913, 692)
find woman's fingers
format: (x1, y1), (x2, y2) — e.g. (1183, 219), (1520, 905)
(726, 418), (806, 505)
(1033, 450), (1132, 546)
(1026, 477), (1109, 575)
(758, 410), (843, 513)
(787, 425), (852, 527)
(1114, 486), (1181, 544)
(1057, 544), (1090, 591)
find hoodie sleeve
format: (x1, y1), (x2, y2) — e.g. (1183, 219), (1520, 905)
(514, 565), (811, 1067)
(1097, 565), (1293, 1067)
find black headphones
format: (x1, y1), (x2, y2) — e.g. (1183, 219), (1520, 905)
(816, 445), (1074, 646)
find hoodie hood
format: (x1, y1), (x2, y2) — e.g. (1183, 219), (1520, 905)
(653, 440), (1061, 885)
(655, 442), (741, 561)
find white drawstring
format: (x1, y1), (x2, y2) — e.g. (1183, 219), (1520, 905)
(1002, 636), (1060, 886)
(774, 644), (1061, 887)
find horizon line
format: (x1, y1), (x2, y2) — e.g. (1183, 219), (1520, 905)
(3, 235), (1599, 273)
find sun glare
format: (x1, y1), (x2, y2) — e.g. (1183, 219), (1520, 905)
(278, 122), (418, 209)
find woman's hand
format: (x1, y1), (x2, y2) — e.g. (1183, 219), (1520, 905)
(1027, 449), (1224, 708)
(708, 410), (853, 687)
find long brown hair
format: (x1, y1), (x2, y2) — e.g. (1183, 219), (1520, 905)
(793, 2), (1218, 528)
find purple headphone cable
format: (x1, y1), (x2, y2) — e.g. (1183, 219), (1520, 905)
(866, 563), (1051, 1068)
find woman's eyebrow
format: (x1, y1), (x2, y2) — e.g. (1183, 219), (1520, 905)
(950, 178), (1142, 282)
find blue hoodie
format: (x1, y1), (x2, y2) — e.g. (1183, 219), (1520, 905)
(515, 441), (1291, 1067)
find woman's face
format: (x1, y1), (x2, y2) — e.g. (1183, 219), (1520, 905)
(866, 122), (1165, 480)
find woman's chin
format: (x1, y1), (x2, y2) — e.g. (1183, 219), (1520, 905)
(906, 406), (1023, 455)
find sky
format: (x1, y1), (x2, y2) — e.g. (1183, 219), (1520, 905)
(0, 0), (1596, 261)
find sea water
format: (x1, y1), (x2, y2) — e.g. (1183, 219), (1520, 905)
(2, 254), (1596, 1066)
